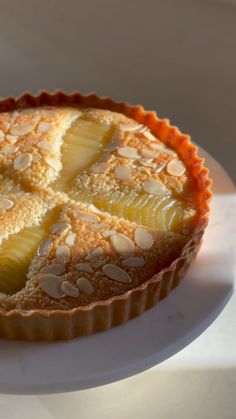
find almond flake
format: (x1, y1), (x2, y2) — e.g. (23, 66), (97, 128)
(33, 153), (41, 162)
(139, 158), (155, 167)
(41, 264), (66, 276)
(1, 145), (18, 155)
(37, 121), (53, 133)
(110, 233), (135, 256)
(155, 162), (166, 173)
(93, 259), (105, 269)
(37, 140), (54, 152)
(85, 247), (103, 261)
(102, 230), (116, 238)
(141, 148), (159, 159)
(143, 130), (157, 142)
(90, 163), (108, 174)
(37, 239), (53, 257)
(10, 121), (35, 136)
(134, 228), (153, 250)
(119, 123), (143, 132)
(56, 245), (71, 264)
(143, 179), (169, 196)
(117, 147), (140, 159)
(88, 206), (111, 218)
(61, 281), (79, 298)
(14, 153), (32, 171)
(65, 232), (76, 246)
(105, 141), (120, 151)
(0, 197), (14, 210)
(0, 130), (5, 142)
(76, 277), (95, 295)
(75, 263), (93, 273)
(102, 264), (131, 284)
(6, 134), (18, 144)
(122, 257), (145, 267)
(150, 142), (177, 156)
(167, 159), (186, 177)
(45, 157), (62, 171)
(138, 167), (150, 174)
(39, 274), (63, 299)
(114, 164), (132, 180)
(77, 211), (100, 223)
(91, 223), (109, 232)
(51, 223), (71, 236)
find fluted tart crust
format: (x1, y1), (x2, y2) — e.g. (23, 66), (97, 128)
(0, 92), (211, 340)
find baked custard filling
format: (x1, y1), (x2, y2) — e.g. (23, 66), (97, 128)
(0, 106), (197, 309)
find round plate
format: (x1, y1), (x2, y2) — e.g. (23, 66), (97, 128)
(0, 148), (235, 395)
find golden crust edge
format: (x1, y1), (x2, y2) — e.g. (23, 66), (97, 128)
(0, 90), (212, 340)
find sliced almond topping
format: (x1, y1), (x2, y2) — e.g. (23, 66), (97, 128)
(51, 223), (71, 236)
(56, 245), (71, 264)
(90, 163), (108, 174)
(61, 281), (79, 298)
(134, 228), (153, 250)
(0, 130), (5, 142)
(110, 233), (135, 256)
(1, 145), (18, 155)
(37, 239), (53, 257)
(10, 121), (35, 136)
(91, 223), (109, 232)
(41, 264), (66, 276)
(88, 204), (103, 214)
(75, 263), (93, 273)
(65, 232), (76, 246)
(0, 197), (14, 210)
(76, 277), (94, 295)
(155, 162), (167, 173)
(138, 167), (150, 174)
(102, 230), (116, 238)
(87, 206), (111, 218)
(6, 134), (18, 144)
(77, 211), (100, 223)
(149, 142), (166, 150)
(141, 148), (159, 159)
(150, 142), (177, 156)
(37, 121), (53, 133)
(143, 179), (169, 196)
(85, 247), (103, 261)
(33, 153), (41, 162)
(122, 257), (145, 267)
(37, 140), (54, 152)
(102, 264), (131, 284)
(119, 123), (143, 132)
(13, 153), (32, 171)
(105, 141), (120, 151)
(39, 274), (63, 299)
(114, 164), (132, 180)
(93, 259), (105, 269)
(45, 157), (62, 171)
(117, 147), (140, 159)
(143, 130), (157, 142)
(166, 159), (186, 177)
(139, 158), (155, 167)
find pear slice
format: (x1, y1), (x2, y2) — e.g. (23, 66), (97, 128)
(0, 208), (59, 295)
(53, 117), (114, 192)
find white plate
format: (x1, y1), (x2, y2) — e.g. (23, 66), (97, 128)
(0, 148), (235, 395)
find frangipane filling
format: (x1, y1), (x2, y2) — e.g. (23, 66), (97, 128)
(0, 107), (196, 307)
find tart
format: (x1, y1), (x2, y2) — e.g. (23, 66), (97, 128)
(0, 92), (211, 340)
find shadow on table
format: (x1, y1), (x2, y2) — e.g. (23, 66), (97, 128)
(0, 368), (235, 419)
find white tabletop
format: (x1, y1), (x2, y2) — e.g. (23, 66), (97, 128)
(0, 0), (235, 417)
(0, 295), (235, 418)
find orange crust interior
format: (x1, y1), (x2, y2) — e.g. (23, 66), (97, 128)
(0, 91), (212, 340)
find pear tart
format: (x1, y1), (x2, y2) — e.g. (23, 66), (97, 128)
(0, 92), (211, 340)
